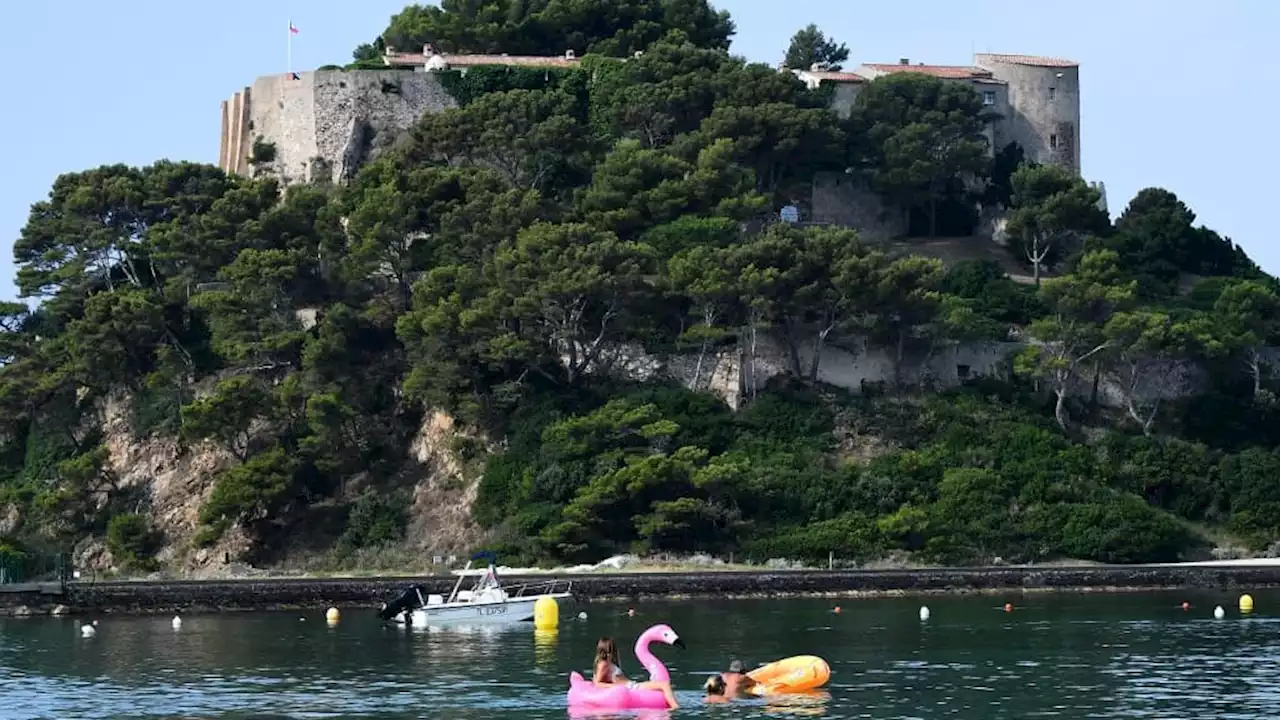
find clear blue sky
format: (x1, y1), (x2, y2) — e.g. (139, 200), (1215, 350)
(1, 0), (1276, 302)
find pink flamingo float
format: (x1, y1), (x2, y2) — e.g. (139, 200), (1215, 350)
(566, 623), (685, 710)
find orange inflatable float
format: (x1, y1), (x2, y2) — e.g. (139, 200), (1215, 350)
(746, 655), (831, 696)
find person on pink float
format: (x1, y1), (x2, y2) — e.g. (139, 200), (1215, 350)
(591, 636), (680, 709)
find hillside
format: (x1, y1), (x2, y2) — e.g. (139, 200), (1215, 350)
(2, 1), (1280, 578)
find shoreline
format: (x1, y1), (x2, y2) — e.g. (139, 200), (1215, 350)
(4, 563), (1280, 616)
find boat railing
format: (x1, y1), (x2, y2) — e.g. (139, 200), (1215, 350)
(504, 577), (574, 598)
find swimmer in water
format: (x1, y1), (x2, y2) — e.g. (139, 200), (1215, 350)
(719, 659), (758, 696)
(703, 674), (729, 703)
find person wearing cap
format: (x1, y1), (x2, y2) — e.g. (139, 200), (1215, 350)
(719, 659), (758, 697)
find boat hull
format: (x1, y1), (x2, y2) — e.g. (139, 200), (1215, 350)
(394, 594), (572, 626)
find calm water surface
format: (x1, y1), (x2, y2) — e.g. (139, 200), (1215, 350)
(1, 589), (1277, 719)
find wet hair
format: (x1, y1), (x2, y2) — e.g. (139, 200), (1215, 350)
(704, 674), (726, 695)
(595, 637), (620, 667)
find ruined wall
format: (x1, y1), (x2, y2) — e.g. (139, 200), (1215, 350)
(218, 70), (457, 185)
(581, 334), (1243, 412)
(810, 172), (907, 243)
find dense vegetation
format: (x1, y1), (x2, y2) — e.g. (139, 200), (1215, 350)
(1, 1), (1279, 573)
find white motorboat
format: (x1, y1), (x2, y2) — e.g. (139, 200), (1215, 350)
(377, 555), (573, 626)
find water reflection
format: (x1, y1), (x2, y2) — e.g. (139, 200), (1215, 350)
(534, 628), (559, 667)
(763, 690), (832, 716)
(567, 711), (671, 720)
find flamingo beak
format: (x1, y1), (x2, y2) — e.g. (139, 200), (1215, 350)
(673, 637), (686, 650)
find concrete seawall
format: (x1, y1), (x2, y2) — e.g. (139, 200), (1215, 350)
(6, 564), (1280, 616)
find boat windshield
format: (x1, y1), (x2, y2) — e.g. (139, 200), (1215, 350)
(474, 567), (501, 592)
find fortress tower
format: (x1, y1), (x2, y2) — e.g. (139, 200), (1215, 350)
(973, 54), (1081, 174)
(217, 70), (458, 185)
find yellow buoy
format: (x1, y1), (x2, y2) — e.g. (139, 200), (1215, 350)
(534, 596), (559, 630)
(326, 607), (340, 624)
(1240, 594), (1254, 613)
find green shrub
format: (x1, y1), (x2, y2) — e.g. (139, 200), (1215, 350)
(642, 216), (741, 259)
(1034, 496), (1195, 564)
(742, 514), (883, 563)
(1220, 448), (1280, 547)
(198, 448), (299, 541)
(106, 513), (159, 571)
(335, 491), (409, 555)
(250, 137), (277, 164)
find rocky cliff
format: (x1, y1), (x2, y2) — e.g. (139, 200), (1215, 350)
(60, 391), (485, 578)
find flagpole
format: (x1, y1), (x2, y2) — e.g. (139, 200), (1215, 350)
(287, 18), (293, 75)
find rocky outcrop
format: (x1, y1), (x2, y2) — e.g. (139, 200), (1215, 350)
(403, 410), (488, 556)
(88, 392), (488, 575)
(96, 391), (247, 574)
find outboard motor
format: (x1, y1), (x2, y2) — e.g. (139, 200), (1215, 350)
(377, 584), (425, 622)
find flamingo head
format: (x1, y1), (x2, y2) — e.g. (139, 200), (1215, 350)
(648, 623), (686, 649)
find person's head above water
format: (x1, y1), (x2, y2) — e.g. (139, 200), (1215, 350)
(704, 674), (726, 695)
(594, 637), (620, 666)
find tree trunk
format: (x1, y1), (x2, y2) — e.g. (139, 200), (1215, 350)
(894, 328), (906, 388)
(1053, 387), (1069, 431)
(1090, 364), (1100, 408)
(783, 318), (804, 377)
(1249, 347), (1263, 398)
(809, 319), (834, 382)
(690, 341), (707, 391)
(1126, 396), (1159, 436)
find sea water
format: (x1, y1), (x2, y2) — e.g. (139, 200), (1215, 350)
(1, 590), (1277, 718)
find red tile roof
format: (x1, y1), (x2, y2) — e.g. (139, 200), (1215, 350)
(975, 53), (1078, 68)
(802, 70), (866, 83)
(384, 52), (580, 69)
(863, 63), (994, 80)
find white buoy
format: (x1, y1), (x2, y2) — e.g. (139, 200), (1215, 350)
(325, 607), (340, 625)
(577, 611), (588, 620)
(171, 615), (182, 629)
(1214, 605), (1226, 619)
(80, 624), (95, 637)
(919, 606), (931, 621)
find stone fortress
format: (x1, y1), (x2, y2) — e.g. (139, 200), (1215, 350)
(218, 45), (1088, 194)
(794, 54), (1080, 175)
(213, 45), (1243, 414)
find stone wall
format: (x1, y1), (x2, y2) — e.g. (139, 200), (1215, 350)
(218, 71), (457, 185)
(311, 71), (457, 181)
(810, 172), (907, 243)
(15, 565), (1280, 614)
(590, 332), (1253, 412)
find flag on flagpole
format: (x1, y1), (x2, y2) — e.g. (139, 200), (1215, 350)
(289, 22), (299, 34)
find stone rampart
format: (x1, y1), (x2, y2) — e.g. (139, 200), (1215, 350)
(6, 566), (1279, 615)
(217, 70), (457, 185)
(586, 333), (1227, 411)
